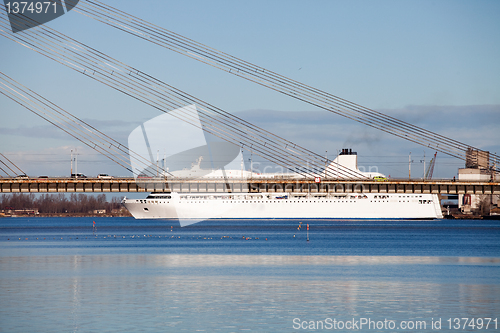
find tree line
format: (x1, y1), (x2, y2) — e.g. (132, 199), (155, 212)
(1, 193), (123, 214)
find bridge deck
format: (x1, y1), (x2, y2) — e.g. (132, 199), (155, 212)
(1, 178), (498, 195)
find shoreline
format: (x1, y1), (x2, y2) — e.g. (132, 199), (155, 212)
(0, 212), (132, 218)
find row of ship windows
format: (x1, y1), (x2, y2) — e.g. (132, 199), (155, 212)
(138, 200), (359, 204)
(138, 199), (432, 204)
(145, 195), (171, 199)
(189, 200), (359, 204)
(143, 195), (428, 202)
(139, 200), (420, 204)
(139, 199), (367, 204)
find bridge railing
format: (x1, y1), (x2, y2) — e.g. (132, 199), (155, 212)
(0, 177), (498, 194)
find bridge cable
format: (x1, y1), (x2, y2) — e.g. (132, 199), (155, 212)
(0, 152), (26, 177)
(0, 72), (173, 177)
(65, 0), (499, 171)
(0, 11), (366, 179)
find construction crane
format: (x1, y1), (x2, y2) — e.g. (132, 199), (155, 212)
(425, 152), (437, 180)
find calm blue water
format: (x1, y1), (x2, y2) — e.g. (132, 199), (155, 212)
(1, 217), (499, 332)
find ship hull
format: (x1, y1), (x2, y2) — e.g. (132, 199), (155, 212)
(122, 192), (443, 220)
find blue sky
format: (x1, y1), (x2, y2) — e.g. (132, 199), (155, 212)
(1, 0), (499, 179)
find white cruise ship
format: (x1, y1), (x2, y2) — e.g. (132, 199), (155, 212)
(122, 150), (443, 224)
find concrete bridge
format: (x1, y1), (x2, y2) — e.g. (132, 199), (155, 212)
(1, 177), (498, 195)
